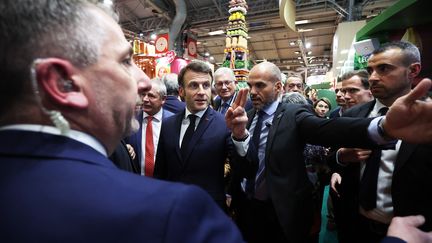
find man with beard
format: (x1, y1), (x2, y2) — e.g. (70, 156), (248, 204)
(0, 1), (244, 242)
(330, 41), (432, 243)
(225, 60), (432, 242)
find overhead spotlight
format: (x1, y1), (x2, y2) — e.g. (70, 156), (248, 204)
(150, 33), (157, 40)
(307, 51), (312, 55)
(294, 51), (300, 54)
(204, 52), (210, 57)
(305, 42), (311, 49)
(289, 41), (296, 46)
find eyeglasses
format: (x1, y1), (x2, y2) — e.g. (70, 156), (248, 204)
(215, 80), (235, 88)
(287, 83), (303, 89)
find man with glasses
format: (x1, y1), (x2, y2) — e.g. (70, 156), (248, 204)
(213, 67), (252, 114)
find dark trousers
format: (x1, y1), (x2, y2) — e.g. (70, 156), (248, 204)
(234, 193), (288, 243)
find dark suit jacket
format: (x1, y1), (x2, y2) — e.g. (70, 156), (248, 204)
(231, 103), (377, 242)
(329, 106), (343, 118)
(154, 108), (233, 208)
(163, 95), (186, 114)
(125, 109), (174, 170)
(213, 92), (253, 113)
(331, 100), (432, 231)
(109, 139), (139, 174)
(0, 130), (244, 242)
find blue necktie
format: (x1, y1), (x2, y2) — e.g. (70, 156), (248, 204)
(359, 107), (389, 210)
(245, 110), (264, 197)
(220, 102), (229, 115)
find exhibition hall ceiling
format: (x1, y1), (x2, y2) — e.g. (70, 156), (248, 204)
(116, 0), (397, 75)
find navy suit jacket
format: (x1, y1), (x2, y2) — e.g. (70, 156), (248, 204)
(125, 109), (174, 170)
(163, 96), (186, 114)
(231, 103), (377, 242)
(331, 100), (432, 231)
(0, 130), (244, 242)
(154, 108), (233, 208)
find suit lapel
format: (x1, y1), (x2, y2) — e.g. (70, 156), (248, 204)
(182, 108), (214, 164)
(265, 103), (285, 155)
(174, 111), (185, 164)
(394, 142), (417, 172)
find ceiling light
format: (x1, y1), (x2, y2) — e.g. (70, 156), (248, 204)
(289, 41), (296, 46)
(150, 34), (157, 40)
(297, 57), (302, 60)
(298, 28), (313, 32)
(208, 30), (225, 36)
(205, 52), (210, 57)
(305, 42), (311, 49)
(307, 51), (312, 55)
(294, 51), (300, 54)
(295, 20), (309, 25)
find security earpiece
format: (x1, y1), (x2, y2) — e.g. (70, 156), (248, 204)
(60, 79), (73, 92)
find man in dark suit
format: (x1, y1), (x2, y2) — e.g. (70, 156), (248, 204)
(126, 78), (174, 176)
(162, 73), (186, 114)
(225, 61), (432, 243)
(0, 1), (244, 242)
(329, 81), (347, 118)
(154, 61), (233, 210)
(330, 41), (432, 243)
(213, 67), (253, 114)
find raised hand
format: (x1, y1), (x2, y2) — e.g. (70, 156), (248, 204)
(225, 88), (249, 139)
(383, 78), (432, 144)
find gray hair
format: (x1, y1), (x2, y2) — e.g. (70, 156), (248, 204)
(0, 0), (117, 114)
(214, 67), (236, 81)
(151, 78), (167, 98)
(281, 92), (308, 105)
(162, 73), (179, 96)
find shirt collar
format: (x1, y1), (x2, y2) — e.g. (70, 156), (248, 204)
(372, 99), (387, 116)
(185, 107), (207, 120)
(144, 108), (163, 122)
(0, 124), (107, 156)
(260, 100), (279, 117)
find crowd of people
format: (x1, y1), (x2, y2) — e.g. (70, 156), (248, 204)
(2, 1), (432, 243)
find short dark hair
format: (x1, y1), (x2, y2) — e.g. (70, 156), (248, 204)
(373, 41), (421, 66)
(178, 61), (213, 87)
(340, 69), (370, 89)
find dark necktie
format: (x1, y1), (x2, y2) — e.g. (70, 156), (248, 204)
(359, 107), (389, 210)
(220, 102), (230, 115)
(245, 110), (264, 197)
(181, 114), (197, 159)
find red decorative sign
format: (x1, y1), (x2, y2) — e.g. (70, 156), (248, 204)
(186, 37), (197, 58)
(155, 33), (169, 54)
